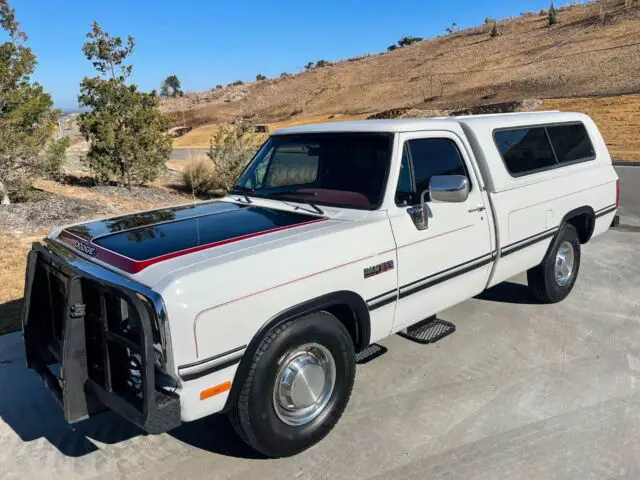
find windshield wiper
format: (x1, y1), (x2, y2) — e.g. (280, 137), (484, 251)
(256, 189), (325, 214)
(228, 186), (253, 204)
(268, 189), (318, 197)
(276, 199), (324, 215)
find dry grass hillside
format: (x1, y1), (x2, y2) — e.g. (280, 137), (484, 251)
(162, 1), (640, 127)
(541, 94), (640, 159)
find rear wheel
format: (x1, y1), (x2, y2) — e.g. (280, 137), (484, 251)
(228, 311), (355, 457)
(527, 223), (581, 303)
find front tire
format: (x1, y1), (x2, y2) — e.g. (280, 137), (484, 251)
(228, 311), (355, 457)
(527, 223), (581, 303)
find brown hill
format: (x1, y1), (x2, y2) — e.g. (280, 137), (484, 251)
(162, 1), (640, 128)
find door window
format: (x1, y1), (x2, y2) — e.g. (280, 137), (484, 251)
(395, 138), (470, 205)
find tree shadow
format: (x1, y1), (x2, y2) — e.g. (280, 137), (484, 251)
(475, 281), (540, 305)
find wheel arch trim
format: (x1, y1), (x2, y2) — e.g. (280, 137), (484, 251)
(221, 290), (370, 413)
(560, 206), (596, 244)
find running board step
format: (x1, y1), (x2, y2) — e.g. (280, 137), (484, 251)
(355, 343), (387, 364)
(398, 316), (456, 344)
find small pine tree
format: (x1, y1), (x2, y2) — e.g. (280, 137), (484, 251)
(490, 22), (501, 38)
(255, 74), (267, 81)
(548, 3), (558, 25)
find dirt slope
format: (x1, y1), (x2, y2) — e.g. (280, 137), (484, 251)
(162, 1), (640, 126)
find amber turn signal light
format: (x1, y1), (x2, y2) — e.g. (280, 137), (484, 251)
(200, 381), (231, 400)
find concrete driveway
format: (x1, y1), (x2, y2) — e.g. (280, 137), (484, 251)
(1, 170), (639, 479)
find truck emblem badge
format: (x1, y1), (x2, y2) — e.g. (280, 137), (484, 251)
(364, 260), (394, 279)
(73, 240), (96, 256)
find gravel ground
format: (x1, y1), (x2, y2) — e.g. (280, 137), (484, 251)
(0, 193), (103, 233)
(91, 184), (188, 203)
(0, 184), (188, 234)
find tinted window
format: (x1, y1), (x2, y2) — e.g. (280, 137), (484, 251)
(409, 138), (468, 195)
(264, 145), (319, 187)
(494, 127), (556, 175)
(547, 124), (594, 163)
(235, 133), (391, 209)
(395, 144), (414, 205)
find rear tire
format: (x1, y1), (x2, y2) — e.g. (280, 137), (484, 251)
(228, 311), (355, 458)
(527, 223), (581, 303)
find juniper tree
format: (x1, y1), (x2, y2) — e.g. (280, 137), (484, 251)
(78, 22), (171, 187)
(0, 0), (66, 203)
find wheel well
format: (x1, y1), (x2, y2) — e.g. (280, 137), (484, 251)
(563, 209), (595, 244)
(323, 303), (360, 351)
(222, 291), (370, 413)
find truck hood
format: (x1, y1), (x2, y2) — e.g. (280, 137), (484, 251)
(53, 200), (328, 277)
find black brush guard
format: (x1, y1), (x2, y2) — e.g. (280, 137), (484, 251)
(22, 242), (181, 434)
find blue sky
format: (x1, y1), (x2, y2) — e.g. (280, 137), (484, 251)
(8, 0), (552, 109)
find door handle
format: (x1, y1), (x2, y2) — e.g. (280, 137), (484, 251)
(468, 205), (486, 213)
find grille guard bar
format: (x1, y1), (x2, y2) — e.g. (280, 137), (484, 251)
(22, 241), (180, 434)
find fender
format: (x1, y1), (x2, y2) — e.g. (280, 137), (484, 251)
(222, 290), (370, 412)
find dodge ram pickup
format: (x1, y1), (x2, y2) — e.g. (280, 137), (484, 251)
(22, 111), (619, 457)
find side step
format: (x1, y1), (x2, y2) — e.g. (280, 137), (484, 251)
(355, 343), (387, 364)
(398, 316), (456, 344)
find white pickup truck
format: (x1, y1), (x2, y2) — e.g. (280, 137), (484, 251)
(22, 111), (618, 457)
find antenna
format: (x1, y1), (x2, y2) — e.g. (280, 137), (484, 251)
(182, 107), (198, 208)
(182, 107), (200, 246)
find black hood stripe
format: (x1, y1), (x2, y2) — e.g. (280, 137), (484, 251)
(60, 206), (327, 273)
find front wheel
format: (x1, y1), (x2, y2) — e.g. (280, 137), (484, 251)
(228, 311), (355, 457)
(527, 223), (581, 303)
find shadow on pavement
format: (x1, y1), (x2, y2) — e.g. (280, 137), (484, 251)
(0, 332), (142, 456)
(170, 414), (265, 459)
(475, 281), (540, 305)
(0, 298), (22, 335)
(0, 332), (261, 460)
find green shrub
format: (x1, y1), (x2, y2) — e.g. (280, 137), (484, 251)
(256, 74), (267, 81)
(398, 36), (423, 47)
(207, 122), (266, 191)
(40, 137), (70, 180)
(489, 22), (501, 38)
(182, 157), (216, 195)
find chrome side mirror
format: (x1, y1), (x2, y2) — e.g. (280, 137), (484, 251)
(407, 175), (469, 230)
(429, 175), (469, 203)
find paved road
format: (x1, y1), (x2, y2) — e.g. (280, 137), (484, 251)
(2, 228), (640, 479)
(171, 149), (208, 161)
(615, 165), (640, 223)
(0, 166), (638, 479)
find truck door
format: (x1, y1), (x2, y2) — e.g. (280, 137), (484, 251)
(389, 131), (493, 329)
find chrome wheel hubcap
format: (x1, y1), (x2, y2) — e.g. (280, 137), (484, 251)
(554, 241), (575, 287)
(273, 343), (336, 426)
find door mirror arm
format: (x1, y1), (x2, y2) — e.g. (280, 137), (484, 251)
(407, 189), (430, 231)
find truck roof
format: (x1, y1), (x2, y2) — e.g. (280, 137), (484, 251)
(273, 110), (608, 194)
(272, 111), (585, 135)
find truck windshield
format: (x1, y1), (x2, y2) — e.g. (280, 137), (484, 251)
(232, 133), (392, 210)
